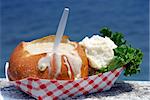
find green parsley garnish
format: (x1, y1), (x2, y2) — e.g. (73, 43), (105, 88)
(97, 27), (143, 76)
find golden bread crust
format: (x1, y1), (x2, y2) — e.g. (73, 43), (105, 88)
(8, 36), (88, 81)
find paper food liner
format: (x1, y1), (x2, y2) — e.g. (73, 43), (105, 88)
(5, 62), (124, 99)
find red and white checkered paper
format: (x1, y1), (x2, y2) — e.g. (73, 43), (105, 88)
(8, 67), (124, 100)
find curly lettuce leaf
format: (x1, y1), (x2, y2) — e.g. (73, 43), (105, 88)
(97, 27), (143, 76)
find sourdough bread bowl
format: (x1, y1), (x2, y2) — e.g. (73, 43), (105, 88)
(8, 35), (89, 81)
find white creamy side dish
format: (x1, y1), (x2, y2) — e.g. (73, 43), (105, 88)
(80, 35), (117, 69)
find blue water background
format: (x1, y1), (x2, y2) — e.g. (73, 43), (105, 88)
(1, 0), (149, 80)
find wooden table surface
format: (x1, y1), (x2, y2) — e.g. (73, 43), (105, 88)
(0, 79), (150, 100)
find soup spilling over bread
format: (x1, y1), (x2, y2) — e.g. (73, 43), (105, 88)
(8, 36), (88, 80)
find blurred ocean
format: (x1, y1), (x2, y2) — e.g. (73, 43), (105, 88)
(0, 0), (149, 80)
